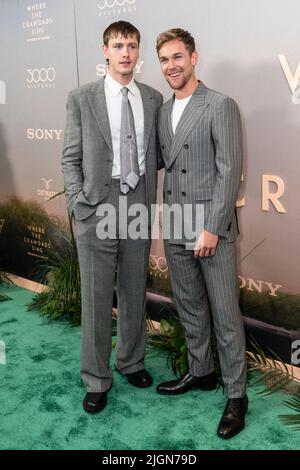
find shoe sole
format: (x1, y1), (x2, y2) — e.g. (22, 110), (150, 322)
(127, 380), (153, 388)
(156, 383), (217, 395)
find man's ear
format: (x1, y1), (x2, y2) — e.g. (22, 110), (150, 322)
(102, 44), (108, 60)
(191, 51), (198, 67)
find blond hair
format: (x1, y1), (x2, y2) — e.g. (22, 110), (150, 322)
(156, 28), (195, 55)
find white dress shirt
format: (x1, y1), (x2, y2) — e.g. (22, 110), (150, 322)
(104, 73), (145, 178)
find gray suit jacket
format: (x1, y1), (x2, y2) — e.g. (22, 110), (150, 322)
(158, 82), (243, 243)
(62, 78), (163, 221)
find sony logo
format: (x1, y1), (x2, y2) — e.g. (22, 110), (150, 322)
(96, 60), (144, 78)
(27, 129), (63, 140)
(239, 276), (282, 297)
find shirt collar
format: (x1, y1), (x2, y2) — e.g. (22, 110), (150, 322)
(105, 73), (137, 97)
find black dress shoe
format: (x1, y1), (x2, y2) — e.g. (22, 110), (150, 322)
(116, 367), (153, 388)
(156, 371), (217, 395)
(83, 392), (107, 413)
(217, 395), (248, 439)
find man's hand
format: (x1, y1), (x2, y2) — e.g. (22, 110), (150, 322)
(194, 230), (219, 258)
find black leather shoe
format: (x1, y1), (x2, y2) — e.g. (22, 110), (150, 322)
(156, 371), (217, 395)
(217, 396), (248, 439)
(116, 367), (153, 388)
(83, 392), (107, 413)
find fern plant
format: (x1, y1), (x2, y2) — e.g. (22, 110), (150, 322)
(279, 397), (300, 431)
(147, 316), (188, 377)
(27, 191), (82, 325)
(146, 313), (222, 381)
(246, 339), (295, 394)
(27, 229), (81, 325)
(247, 339), (300, 431)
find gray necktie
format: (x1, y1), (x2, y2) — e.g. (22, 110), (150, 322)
(120, 87), (140, 194)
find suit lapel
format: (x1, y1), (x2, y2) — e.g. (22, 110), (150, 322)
(135, 81), (155, 155)
(87, 79), (113, 153)
(167, 98), (174, 141)
(87, 79), (156, 156)
(158, 98), (173, 160)
(169, 82), (209, 167)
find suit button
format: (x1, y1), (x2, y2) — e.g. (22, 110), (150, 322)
(167, 168), (172, 173)
(227, 222), (232, 231)
(105, 183), (109, 187)
(167, 190), (172, 195)
(182, 169), (186, 174)
(184, 144), (189, 149)
(162, 145), (165, 150)
(182, 191), (186, 196)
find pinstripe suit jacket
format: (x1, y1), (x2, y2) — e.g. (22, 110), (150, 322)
(158, 82), (243, 244)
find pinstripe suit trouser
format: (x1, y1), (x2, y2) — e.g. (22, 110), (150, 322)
(164, 239), (247, 398)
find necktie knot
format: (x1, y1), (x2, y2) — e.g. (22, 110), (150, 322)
(121, 87), (129, 97)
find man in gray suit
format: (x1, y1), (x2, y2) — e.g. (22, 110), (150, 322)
(155, 29), (248, 439)
(62, 21), (162, 413)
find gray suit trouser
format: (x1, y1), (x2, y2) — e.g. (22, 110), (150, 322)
(76, 177), (150, 392)
(164, 239), (247, 398)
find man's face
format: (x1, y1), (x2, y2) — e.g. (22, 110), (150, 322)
(103, 33), (139, 82)
(158, 39), (197, 91)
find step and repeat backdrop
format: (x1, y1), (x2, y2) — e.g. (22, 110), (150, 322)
(0, 0), (299, 334)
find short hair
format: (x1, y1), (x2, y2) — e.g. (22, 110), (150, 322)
(156, 28), (196, 55)
(103, 21), (140, 46)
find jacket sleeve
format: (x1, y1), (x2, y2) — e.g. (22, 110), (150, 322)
(205, 97), (243, 238)
(61, 91), (83, 216)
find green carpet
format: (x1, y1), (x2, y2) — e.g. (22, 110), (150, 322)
(0, 284), (299, 450)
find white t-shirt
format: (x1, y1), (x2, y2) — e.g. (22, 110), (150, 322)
(171, 95), (192, 133)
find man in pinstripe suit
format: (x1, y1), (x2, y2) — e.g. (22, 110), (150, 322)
(155, 29), (248, 439)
